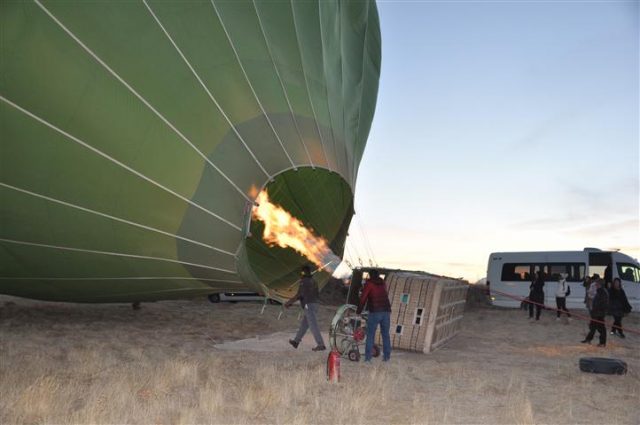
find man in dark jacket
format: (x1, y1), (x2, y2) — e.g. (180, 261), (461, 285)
(357, 269), (391, 362)
(609, 278), (632, 338)
(528, 271), (545, 321)
(581, 280), (609, 347)
(285, 265), (326, 351)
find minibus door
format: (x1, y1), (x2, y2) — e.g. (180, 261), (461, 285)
(588, 252), (613, 282)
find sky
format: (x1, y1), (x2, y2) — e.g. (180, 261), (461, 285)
(343, 0), (639, 282)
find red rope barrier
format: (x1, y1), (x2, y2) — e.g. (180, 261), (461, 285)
(488, 288), (640, 336)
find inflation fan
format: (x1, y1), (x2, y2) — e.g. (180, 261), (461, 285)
(329, 304), (380, 362)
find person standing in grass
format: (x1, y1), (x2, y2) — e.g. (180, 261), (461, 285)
(581, 280), (609, 347)
(608, 278), (632, 338)
(528, 271), (545, 321)
(357, 269), (392, 362)
(285, 265), (326, 351)
(586, 274), (600, 311)
(582, 276), (592, 310)
(555, 273), (571, 320)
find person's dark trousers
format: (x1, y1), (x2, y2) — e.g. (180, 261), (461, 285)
(585, 316), (606, 345)
(528, 302), (542, 320)
(555, 297), (570, 317)
(612, 315), (624, 336)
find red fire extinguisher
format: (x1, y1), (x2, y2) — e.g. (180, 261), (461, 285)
(327, 348), (340, 383)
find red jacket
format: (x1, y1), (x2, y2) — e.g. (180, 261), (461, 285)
(357, 277), (391, 314)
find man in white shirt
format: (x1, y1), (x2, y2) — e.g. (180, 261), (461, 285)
(555, 273), (571, 320)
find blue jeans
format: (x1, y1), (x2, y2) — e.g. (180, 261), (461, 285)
(365, 311), (391, 361)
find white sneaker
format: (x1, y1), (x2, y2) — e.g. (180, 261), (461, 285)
(555, 317), (560, 321)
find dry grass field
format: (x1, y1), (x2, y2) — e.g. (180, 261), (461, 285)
(1, 295), (638, 424)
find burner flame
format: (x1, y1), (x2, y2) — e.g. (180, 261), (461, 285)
(252, 190), (340, 271)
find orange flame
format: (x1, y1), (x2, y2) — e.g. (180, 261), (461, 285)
(252, 190), (337, 269)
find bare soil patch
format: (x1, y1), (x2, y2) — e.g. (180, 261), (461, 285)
(1, 296), (638, 424)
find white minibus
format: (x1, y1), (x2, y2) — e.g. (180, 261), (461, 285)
(486, 248), (640, 310)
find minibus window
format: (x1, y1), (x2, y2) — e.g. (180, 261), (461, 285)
(617, 263), (640, 283)
(501, 264), (532, 281)
(569, 264), (586, 282)
(533, 265), (549, 280)
(547, 263), (585, 282)
(548, 264), (571, 281)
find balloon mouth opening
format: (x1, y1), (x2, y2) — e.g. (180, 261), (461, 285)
(242, 167), (353, 297)
(250, 189), (341, 272)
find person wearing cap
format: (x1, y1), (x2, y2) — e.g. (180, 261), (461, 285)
(357, 269), (392, 362)
(285, 265), (326, 351)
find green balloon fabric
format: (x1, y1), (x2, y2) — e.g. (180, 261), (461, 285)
(0, 0), (381, 302)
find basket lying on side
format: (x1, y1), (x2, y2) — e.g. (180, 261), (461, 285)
(374, 272), (468, 353)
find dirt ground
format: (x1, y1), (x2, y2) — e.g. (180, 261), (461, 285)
(1, 295), (638, 424)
